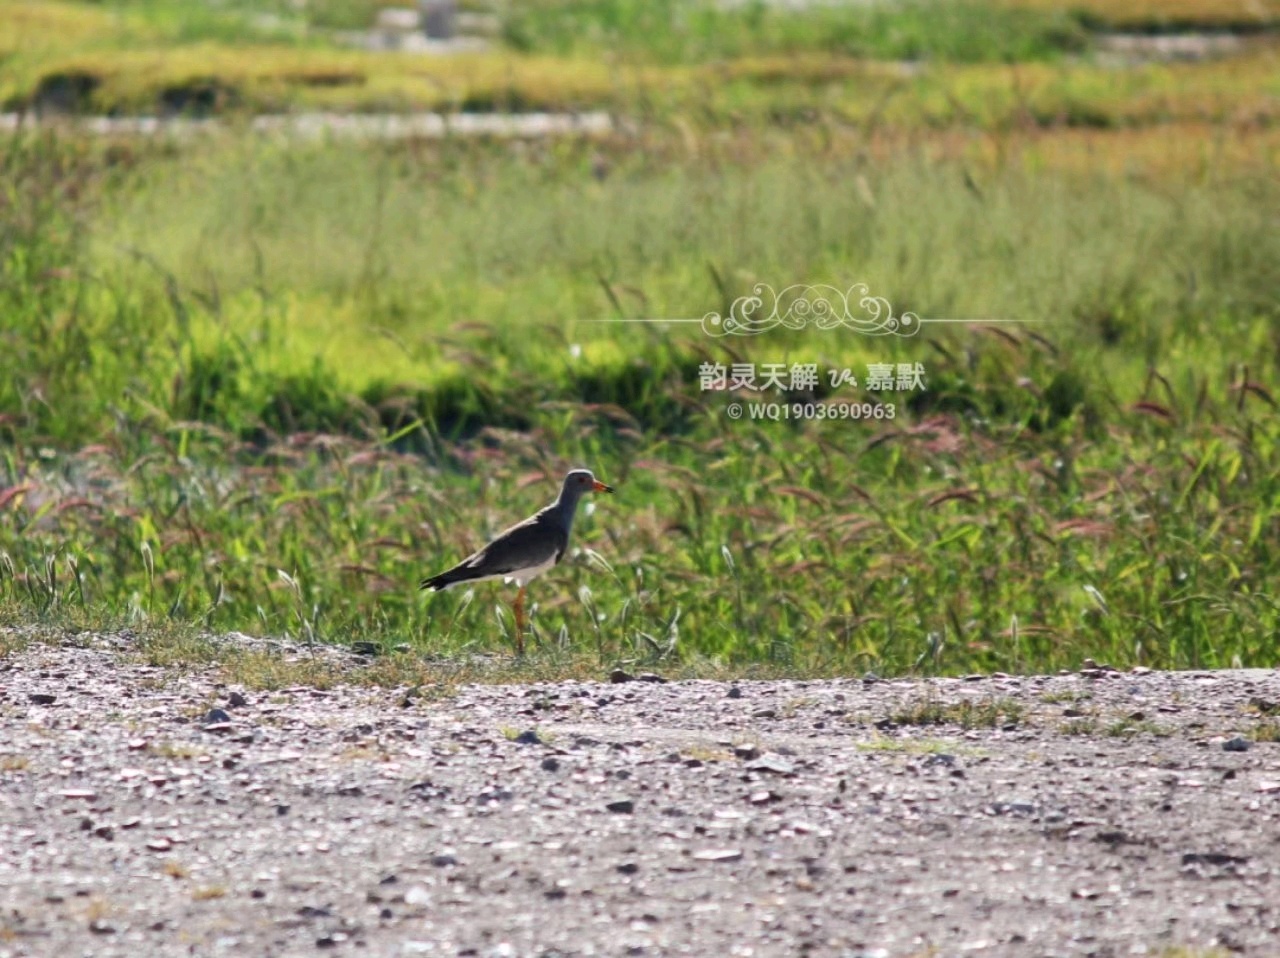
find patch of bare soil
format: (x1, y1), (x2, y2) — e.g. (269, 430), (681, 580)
(3, 635), (1280, 957)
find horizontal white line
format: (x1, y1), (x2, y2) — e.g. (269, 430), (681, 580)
(582, 317), (1046, 325)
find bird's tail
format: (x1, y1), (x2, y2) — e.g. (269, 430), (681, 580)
(419, 568), (464, 592)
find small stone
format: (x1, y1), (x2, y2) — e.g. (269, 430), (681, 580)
(88, 920), (116, 934)
(28, 693), (56, 705)
(204, 708), (232, 724)
(430, 854), (457, 868)
(405, 886), (432, 906)
(747, 755), (796, 776)
(726, 686), (742, 699)
(540, 757), (560, 773)
(228, 691), (249, 708)
(733, 745), (760, 761)
(94, 824), (114, 840)
(637, 673), (667, 683)
(352, 641), (380, 658)
(146, 838), (172, 852)
(609, 669), (633, 683)
(616, 862), (640, 874)
(692, 849), (743, 862)
(1223, 737), (1251, 752)
(513, 730), (543, 745)
(606, 799), (636, 814)
(988, 802), (1037, 817)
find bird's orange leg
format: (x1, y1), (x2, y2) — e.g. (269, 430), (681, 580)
(513, 586), (527, 656)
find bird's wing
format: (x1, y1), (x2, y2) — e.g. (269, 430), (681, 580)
(455, 509), (568, 580)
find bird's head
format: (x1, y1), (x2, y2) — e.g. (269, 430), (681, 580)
(565, 469), (613, 496)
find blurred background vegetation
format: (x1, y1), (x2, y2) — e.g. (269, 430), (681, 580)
(0, 0), (1277, 681)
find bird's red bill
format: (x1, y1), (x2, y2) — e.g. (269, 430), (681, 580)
(593, 480), (614, 493)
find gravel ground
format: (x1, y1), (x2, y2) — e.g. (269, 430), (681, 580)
(3, 635), (1280, 957)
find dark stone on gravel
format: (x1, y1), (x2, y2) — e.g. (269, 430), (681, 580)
(989, 802), (1037, 816)
(1182, 852), (1248, 867)
(606, 799), (636, 814)
(431, 854), (457, 867)
(637, 673), (667, 683)
(733, 745), (760, 760)
(610, 669), (633, 683)
(203, 707), (232, 724)
(351, 641), (380, 658)
(513, 730), (543, 745)
(541, 757), (560, 772)
(28, 692), (56, 705)
(726, 686), (742, 699)
(228, 691), (249, 707)
(1223, 737), (1251, 752)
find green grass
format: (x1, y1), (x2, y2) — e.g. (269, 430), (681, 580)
(0, 125), (1278, 675)
(500, 0), (1090, 65)
(1, 0), (1278, 680)
(3, 0), (1276, 126)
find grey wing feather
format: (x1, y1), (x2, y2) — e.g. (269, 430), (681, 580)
(461, 510), (567, 577)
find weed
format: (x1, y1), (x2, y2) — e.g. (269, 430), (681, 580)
(889, 697), (1025, 730)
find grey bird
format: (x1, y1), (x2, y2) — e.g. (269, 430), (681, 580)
(420, 469), (614, 653)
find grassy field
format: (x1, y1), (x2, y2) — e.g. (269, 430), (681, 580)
(0, 0), (1277, 683)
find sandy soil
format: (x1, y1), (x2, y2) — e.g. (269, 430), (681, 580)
(3, 634), (1280, 957)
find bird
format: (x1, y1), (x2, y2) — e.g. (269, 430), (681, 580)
(419, 469), (614, 654)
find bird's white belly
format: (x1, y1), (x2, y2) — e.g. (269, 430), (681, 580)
(508, 555), (558, 587)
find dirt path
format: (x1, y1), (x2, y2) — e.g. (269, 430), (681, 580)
(3, 636), (1279, 956)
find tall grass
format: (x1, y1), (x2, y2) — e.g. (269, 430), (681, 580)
(0, 125), (1277, 675)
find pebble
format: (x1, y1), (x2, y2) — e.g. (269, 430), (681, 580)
(28, 692), (56, 705)
(692, 849), (743, 862)
(606, 799), (636, 814)
(1223, 737), (1251, 752)
(746, 755), (796, 776)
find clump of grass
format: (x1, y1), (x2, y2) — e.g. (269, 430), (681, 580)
(889, 696), (1025, 730)
(1249, 722), (1280, 743)
(1105, 718), (1174, 738)
(1059, 718), (1099, 736)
